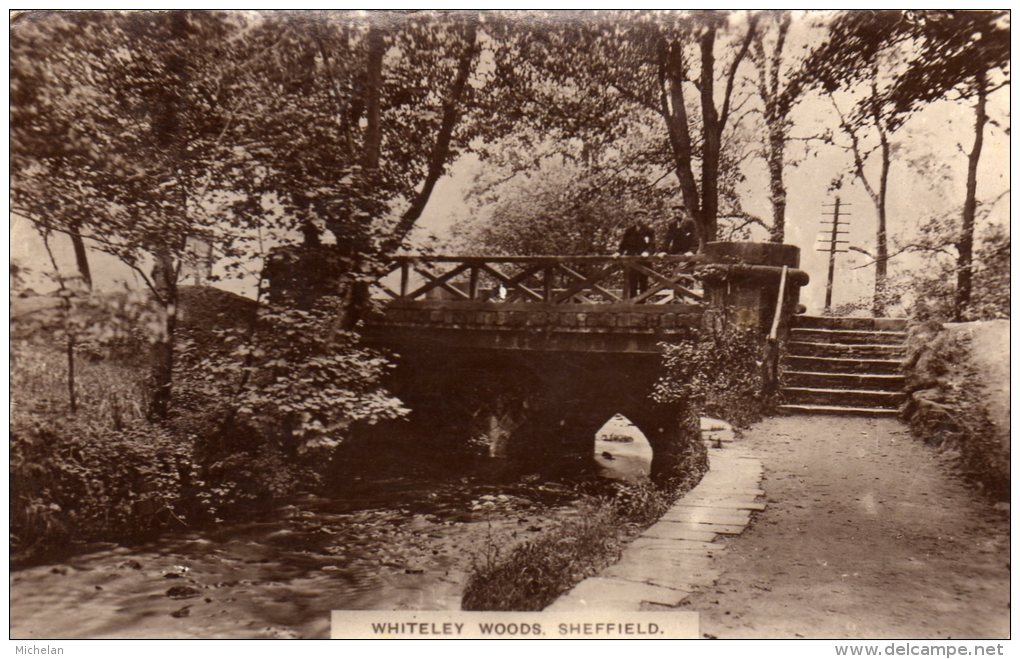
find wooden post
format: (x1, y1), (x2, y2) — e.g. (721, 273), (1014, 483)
(400, 261), (409, 298)
(543, 266), (553, 302)
(469, 265), (479, 300)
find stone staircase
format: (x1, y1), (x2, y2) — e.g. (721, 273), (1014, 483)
(780, 315), (908, 417)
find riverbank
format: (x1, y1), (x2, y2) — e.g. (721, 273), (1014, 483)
(10, 475), (588, 639)
(11, 416), (669, 638)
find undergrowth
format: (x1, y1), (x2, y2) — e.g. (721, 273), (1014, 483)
(460, 462), (706, 611)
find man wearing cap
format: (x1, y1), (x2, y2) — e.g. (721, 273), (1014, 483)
(617, 210), (656, 298)
(664, 203), (699, 255)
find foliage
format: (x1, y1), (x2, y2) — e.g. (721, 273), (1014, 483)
(178, 294), (408, 455)
(10, 342), (192, 559)
(12, 285), (160, 359)
(881, 11), (1009, 125)
(901, 322), (1009, 500)
(452, 156), (667, 256)
(802, 10), (1009, 318)
(11, 10), (489, 418)
(461, 475), (702, 611)
(453, 122), (762, 256)
(969, 224), (1010, 320)
(476, 10), (761, 246)
(229, 11), (485, 251)
(654, 325), (772, 428)
(11, 11), (265, 276)
(880, 220), (1010, 322)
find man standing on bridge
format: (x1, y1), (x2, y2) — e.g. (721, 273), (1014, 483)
(617, 210), (656, 298)
(664, 203), (698, 256)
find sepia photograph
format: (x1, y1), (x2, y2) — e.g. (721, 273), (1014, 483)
(8, 7), (1011, 649)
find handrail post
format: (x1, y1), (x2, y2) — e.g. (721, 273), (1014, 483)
(400, 260), (410, 298)
(762, 265), (789, 396)
(468, 265), (479, 300)
(769, 265), (789, 341)
(621, 259), (631, 302)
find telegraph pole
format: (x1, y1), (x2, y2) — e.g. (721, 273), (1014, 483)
(817, 197), (849, 313)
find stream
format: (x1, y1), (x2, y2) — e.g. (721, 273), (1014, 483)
(10, 416), (655, 639)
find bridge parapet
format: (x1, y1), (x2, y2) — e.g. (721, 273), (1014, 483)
(375, 255), (703, 305)
(366, 246), (809, 354)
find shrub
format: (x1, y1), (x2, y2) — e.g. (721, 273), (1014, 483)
(178, 294), (407, 456)
(10, 413), (197, 559)
(655, 325), (773, 428)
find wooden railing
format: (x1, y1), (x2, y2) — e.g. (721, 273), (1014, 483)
(375, 255), (703, 305)
(761, 264), (789, 394)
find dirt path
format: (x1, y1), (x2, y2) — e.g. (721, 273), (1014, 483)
(680, 415), (1010, 639)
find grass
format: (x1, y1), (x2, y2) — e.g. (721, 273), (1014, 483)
(11, 341), (148, 427)
(461, 466), (706, 611)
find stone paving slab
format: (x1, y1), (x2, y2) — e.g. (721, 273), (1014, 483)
(642, 522), (717, 542)
(605, 560), (721, 590)
(626, 538), (724, 554)
(679, 499), (766, 511)
(684, 489), (765, 498)
(546, 419), (764, 612)
(656, 521), (747, 535)
(661, 508), (752, 525)
(545, 577), (690, 611)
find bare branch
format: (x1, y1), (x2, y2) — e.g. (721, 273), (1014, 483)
(719, 12), (759, 131)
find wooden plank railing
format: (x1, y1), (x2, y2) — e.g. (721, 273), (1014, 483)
(375, 255), (703, 305)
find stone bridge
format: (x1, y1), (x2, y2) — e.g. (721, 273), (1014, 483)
(361, 242), (808, 481)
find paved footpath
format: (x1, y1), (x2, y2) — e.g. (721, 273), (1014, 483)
(547, 419), (759, 611)
(549, 415), (1010, 640)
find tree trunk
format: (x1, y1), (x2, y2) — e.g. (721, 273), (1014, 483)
(68, 222), (92, 289)
(361, 24), (385, 172)
(956, 72), (987, 321)
(699, 28), (721, 245)
(767, 127), (787, 242)
(872, 138), (891, 316)
(389, 17), (478, 248)
(659, 40), (703, 248)
(147, 249), (178, 421)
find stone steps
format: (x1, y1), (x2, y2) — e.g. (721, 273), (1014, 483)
(788, 340), (906, 359)
(790, 327), (907, 345)
(786, 355), (903, 375)
(778, 403), (900, 417)
(792, 315), (907, 332)
(784, 370), (905, 391)
(781, 386), (903, 409)
(781, 315), (907, 416)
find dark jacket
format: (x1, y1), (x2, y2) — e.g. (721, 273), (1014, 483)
(665, 218), (698, 254)
(619, 222), (656, 255)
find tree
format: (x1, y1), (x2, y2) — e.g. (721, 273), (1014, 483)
(479, 11), (760, 249)
(12, 11), (488, 419)
(749, 10), (815, 242)
(12, 11), (274, 419)
(883, 11), (1009, 320)
(804, 10), (1009, 318)
(803, 11), (918, 315)
(239, 11), (481, 249)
